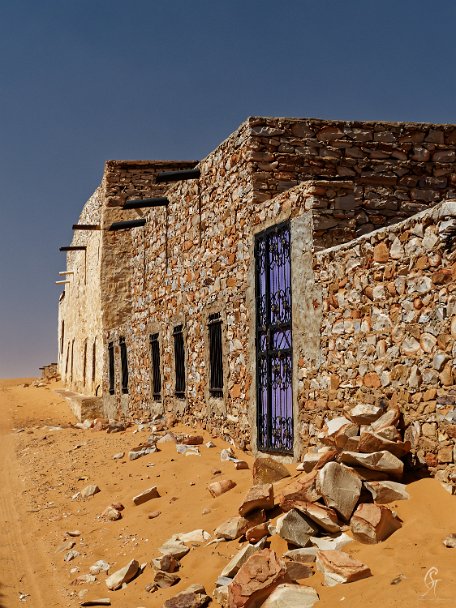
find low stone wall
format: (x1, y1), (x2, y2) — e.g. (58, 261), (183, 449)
(299, 201), (456, 484)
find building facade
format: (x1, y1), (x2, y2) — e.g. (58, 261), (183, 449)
(58, 116), (456, 479)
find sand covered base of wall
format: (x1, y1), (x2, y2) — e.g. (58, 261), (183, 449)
(0, 379), (455, 607)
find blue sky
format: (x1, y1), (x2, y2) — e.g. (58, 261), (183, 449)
(1, 0), (456, 377)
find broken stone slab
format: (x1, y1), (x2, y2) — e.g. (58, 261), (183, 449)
(233, 459), (249, 470)
(295, 501), (341, 534)
(364, 480), (410, 503)
(112, 452), (124, 460)
(215, 511), (266, 540)
(252, 457), (291, 484)
(154, 570), (181, 588)
(157, 432), (177, 444)
(180, 435), (204, 445)
(81, 484), (100, 498)
(56, 540), (75, 553)
(245, 522), (269, 544)
(348, 403), (384, 425)
(208, 479), (237, 497)
(132, 486), (160, 505)
(316, 549), (372, 586)
(176, 444), (201, 456)
(371, 406), (401, 432)
(285, 561), (313, 581)
(239, 484), (274, 517)
(152, 554), (180, 573)
(227, 549), (289, 608)
(66, 530), (81, 537)
(339, 450), (404, 479)
(105, 559), (140, 590)
(358, 431), (411, 458)
(213, 584), (229, 606)
(72, 573), (97, 585)
(164, 583), (211, 608)
(334, 423), (360, 450)
(283, 547), (317, 563)
(159, 539), (190, 559)
(80, 600), (111, 607)
(275, 509), (319, 547)
(279, 470), (321, 511)
(350, 503), (402, 544)
(309, 533), (352, 551)
(220, 538), (267, 578)
(221, 447), (236, 461)
(172, 529), (211, 543)
(325, 416), (351, 437)
(317, 462), (362, 521)
(262, 583), (319, 607)
(64, 550), (80, 562)
(128, 443), (157, 461)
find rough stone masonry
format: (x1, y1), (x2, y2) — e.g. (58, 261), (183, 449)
(57, 116), (456, 487)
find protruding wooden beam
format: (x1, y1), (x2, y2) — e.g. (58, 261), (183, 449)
(55, 280), (71, 284)
(59, 246), (87, 252)
(109, 218), (147, 231)
(123, 197), (169, 209)
(156, 168), (200, 183)
(59, 271), (74, 275)
(72, 224), (101, 230)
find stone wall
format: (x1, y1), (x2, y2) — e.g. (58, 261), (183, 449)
(298, 201), (456, 483)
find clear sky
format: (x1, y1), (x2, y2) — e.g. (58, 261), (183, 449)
(1, 0), (455, 377)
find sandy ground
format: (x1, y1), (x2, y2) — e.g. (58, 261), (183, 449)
(0, 378), (455, 608)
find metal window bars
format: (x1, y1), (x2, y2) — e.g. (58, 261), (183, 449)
(173, 325), (186, 398)
(149, 333), (162, 401)
(208, 313), (223, 398)
(119, 337), (129, 394)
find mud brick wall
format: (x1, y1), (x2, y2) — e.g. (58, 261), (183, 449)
(298, 201), (456, 483)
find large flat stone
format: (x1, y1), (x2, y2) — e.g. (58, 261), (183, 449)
(262, 583), (319, 607)
(275, 509), (319, 547)
(317, 462), (362, 521)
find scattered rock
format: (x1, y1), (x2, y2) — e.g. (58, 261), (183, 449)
(208, 479), (237, 497)
(80, 600), (111, 607)
(64, 550), (80, 562)
(81, 485), (100, 498)
(72, 574), (96, 585)
(309, 533), (352, 551)
(129, 443), (157, 460)
(176, 444), (201, 456)
(105, 559), (140, 590)
(339, 451), (404, 479)
(158, 539), (190, 559)
(317, 462), (362, 521)
(262, 583), (319, 607)
(252, 458), (291, 484)
(152, 555), (180, 573)
(154, 570), (180, 588)
(148, 510), (161, 519)
(239, 484), (274, 517)
(296, 502), (341, 533)
(443, 533), (456, 548)
(316, 549), (372, 586)
(66, 530), (81, 537)
(163, 583), (211, 608)
(56, 540), (75, 553)
(132, 486), (160, 505)
(364, 480), (410, 503)
(279, 471), (321, 511)
(283, 547), (317, 563)
(285, 561), (313, 581)
(245, 522), (269, 543)
(89, 561), (110, 575)
(180, 435), (204, 445)
(215, 512), (265, 541)
(101, 506), (122, 521)
(228, 549), (289, 608)
(348, 403), (384, 425)
(220, 538), (267, 578)
(275, 509), (319, 547)
(172, 529), (211, 543)
(350, 503), (402, 544)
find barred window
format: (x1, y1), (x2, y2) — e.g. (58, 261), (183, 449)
(150, 333), (161, 401)
(119, 336), (129, 394)
(208, 313), (223, 397)
(108, 341), (115, 395)
(173, 325), (186, 398)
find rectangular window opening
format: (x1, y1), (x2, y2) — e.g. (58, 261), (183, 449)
(150, 333), (162, 401)
(119, 337), (129, 394)
(173, 325), (186, 398)
(108, 341), (115, 395)
(208, 312), (223, 398)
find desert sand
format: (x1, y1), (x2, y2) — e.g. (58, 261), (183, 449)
(0, 378), (455, 607)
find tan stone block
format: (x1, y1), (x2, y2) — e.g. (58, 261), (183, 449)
(373, 242), (389, 263)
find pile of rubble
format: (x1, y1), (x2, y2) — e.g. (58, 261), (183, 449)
(212, 402), (411, 607)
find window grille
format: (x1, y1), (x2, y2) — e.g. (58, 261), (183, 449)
(173, 325), (186, 398)
(208, 313), (223, 397)
(119, 337), (129, 394)
(149, 333), (162, 401)
(108, 341), (115, 395)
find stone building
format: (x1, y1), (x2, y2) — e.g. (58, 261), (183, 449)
(58, 116), (456, 479)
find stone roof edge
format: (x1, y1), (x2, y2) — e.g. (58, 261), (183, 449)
(315, 200), (456, 258)
(246, 115), (456, 128)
